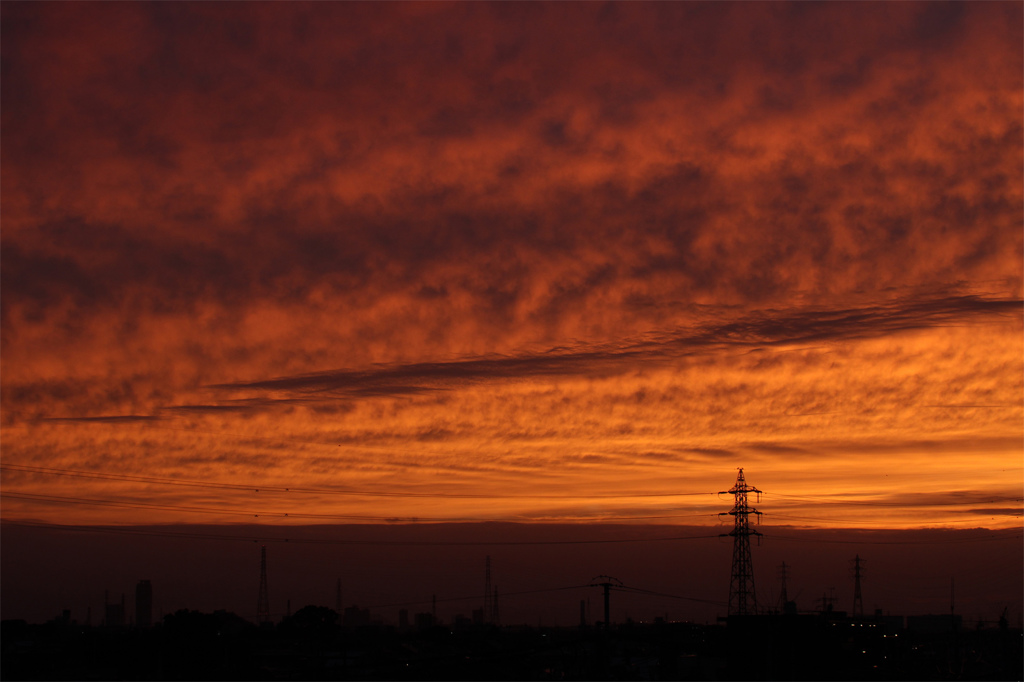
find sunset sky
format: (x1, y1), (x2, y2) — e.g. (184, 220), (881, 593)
(2, 1), (1022, 539)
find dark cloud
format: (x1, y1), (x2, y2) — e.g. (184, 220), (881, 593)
(819, 490), (1023, 509)
(742, 442), (810, 456)
(40, 416), (162, 424)
(964, 508), (1022, 517)
(206, 293), (1020, 404)
(3, 2), (1020, 338)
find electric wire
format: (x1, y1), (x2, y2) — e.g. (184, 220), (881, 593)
(768, 532), (1022, 545)
(764, 492), (1023, 507)
(1, 491), (719, 523)
(5, 518), (1015, 547)
(612, 585), (728, 607)
(364, 584), (593, 611)
(0, 463), (716, 499)
(0, 520), (724, 546)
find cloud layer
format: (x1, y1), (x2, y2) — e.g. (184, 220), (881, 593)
(1, 2), (1021, 528)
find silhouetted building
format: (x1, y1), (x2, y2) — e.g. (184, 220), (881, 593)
(104, 591), (125, 627)
(343, 605), (370, 627)
(414, 612), (435, 630)
(908, 613), (962, 633)
(874, 608), (904, 630)
(135, 580), (152, 628)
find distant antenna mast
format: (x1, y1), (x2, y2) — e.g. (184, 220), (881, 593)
(950, 577), (956, 626)
(778, 561), (790, 612)
(483, 556), (493, 623)
(257, 546), (270, 624)
(852, 555), (865, 617)
(720, 468), (763, 615)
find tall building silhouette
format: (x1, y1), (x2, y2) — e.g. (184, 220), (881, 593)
(720, 468), (763, 615)
(135, 580), (152, 628)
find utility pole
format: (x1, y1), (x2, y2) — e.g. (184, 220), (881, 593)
(257, 546), (270, 624)
(589, 575), (622, 629)
(720, 468), (763, 616)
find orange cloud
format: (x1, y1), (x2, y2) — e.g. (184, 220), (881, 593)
(2, 2), (1021, 531)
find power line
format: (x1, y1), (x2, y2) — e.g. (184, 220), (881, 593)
(0, 520), (724, 546)
(769, 532), (1022, 545)
(365, 584), (592, 611)
(764, 492), (1023, 507)
(6, 463), (1017, 507)
(767, 513), (920, 525)
(614, 585), (727, 607)
(0, 491), (719, 523)
(0, 463), (716, 500)
(0, 492), (465, 522)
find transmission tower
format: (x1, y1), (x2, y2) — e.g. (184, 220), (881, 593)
(483, 556), (493, 623)
(852, 555), (865, 617)
(778, 561), (790, 613)
(256, 545), (270, 624)
(719, 468), (762, 616)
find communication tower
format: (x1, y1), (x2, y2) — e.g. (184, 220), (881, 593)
(719, 468), (762, 615)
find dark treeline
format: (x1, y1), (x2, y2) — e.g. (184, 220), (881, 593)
(2, 607), (1021, 681)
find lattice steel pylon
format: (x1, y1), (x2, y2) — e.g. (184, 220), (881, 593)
(778, 561), (790, 612)
(257, 545), (270, 624)
(719, 468), (763, 616)
(852, 555), (865, 617)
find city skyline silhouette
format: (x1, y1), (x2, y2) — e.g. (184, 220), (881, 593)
(4, 488), (1020, 629)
